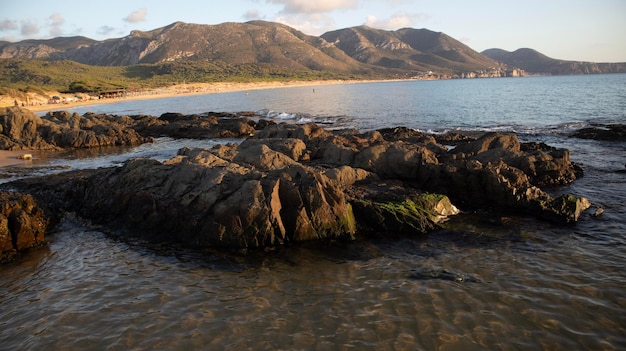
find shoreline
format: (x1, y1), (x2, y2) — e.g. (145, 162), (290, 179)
(5, 79), (405, 114)
(0, 150), (43, 168)
(0, 79), (401, 167)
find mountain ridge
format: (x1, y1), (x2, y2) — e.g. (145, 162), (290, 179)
(482, 48), (626, 75)
(1, 20), (624, 77)
(0, 21), (514, 77)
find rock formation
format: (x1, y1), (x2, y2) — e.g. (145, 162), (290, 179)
(571, 124), (626, 142)
(0, 192), (50, 262)
(0, 107), (152, 150)
(7, 121), (591, 253)
(0, 107), (272, 151)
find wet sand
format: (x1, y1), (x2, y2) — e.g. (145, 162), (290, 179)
(0, 150), (37, 167)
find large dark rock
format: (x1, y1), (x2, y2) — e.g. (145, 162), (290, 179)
(0, 108), (277, 151)
(0, 107), (153, 150)
(571, 124), (626, 142)
(0, 192), (50, 262)
(6, 122), (591, 251)
(19, 152), (357, 248)
(0, 107), (49, 150)
(256, 124), (589, 222)
(134, 111), (269, 139)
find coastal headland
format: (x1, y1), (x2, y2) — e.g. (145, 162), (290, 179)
(0, 106), (597, 261)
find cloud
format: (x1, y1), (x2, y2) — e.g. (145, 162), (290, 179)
(269, 0), (358, 14)
(48, 13), (64, 27)
(49, 26), (63, 37)
(0, 35), (19, 42)
(274, 13), (337, 35)
(0, 19), (19, 31)
(365, 12), (429, 30)
(48, 13), (64, 37)
(20, 20), (40, 36)
(243, 9), (264, 21)
(97, 25), (117, 36)
(124, 8), (148, 23)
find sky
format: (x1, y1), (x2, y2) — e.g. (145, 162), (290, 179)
(1, 0), (625, 62)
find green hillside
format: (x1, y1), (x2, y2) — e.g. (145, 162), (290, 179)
(0, 58), (374, 97)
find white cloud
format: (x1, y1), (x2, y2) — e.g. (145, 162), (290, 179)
(0, 35), (19, 42)
(48, 13), (64, 37)
(244, 9), (264, 21)
(0, 19), (19, 31)
(365, 12), (429, 30)
(49, 26), (63, 37)
(269, 0), (358, 14)
(48, 13), (64, 27)
(274, 13), (337, 35)
(20, 20), (40, 36)
(124, 8), (148, 23)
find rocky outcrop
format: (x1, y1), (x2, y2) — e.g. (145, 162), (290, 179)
(252, 124), (588, 222)
(0, 192), (50, 262)
(0, 107), (152, 150)
(0, 108), (274, 151)
(0, 107), (42, 150)
(133, 111), (269, 139)
(571, 124), (626, 142)
(7, 122), (591, 251)
(13, 151), (359, 248)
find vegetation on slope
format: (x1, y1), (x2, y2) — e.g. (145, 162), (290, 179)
(0, 58), (378, 98)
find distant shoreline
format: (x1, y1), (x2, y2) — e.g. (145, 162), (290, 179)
(4, 79), (409, 114)
(0, 79), (398, 167)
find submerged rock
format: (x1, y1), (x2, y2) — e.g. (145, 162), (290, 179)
(571, 124), (626, 142)
(410, 267), (480, 283)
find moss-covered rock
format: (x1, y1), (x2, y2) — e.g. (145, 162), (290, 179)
(352, 194), (459, 235)
(540, 194), (591, 223)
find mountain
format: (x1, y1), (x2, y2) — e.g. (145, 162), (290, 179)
(0, 21), (513, 77)
(0, 36), (96, 60)
(1, 21), (373, 72)
(2, 21), (623, 79)
(482, 48), (626, 75)
(321, 26), (504, 73)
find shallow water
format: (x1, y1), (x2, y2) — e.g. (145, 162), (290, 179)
(2, 74), (625, 350)
(1, 215), (624, 350)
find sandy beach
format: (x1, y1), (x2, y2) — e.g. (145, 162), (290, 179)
(2, 79), (388, 114)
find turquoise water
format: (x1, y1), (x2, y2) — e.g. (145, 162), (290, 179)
(3, 74), (625, 350)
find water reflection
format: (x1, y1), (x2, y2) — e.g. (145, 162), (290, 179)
(0, 137), (236, 184)
(1, 213), (624, 350)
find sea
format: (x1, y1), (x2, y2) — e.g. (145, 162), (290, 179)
(1, 74), (624, 350)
